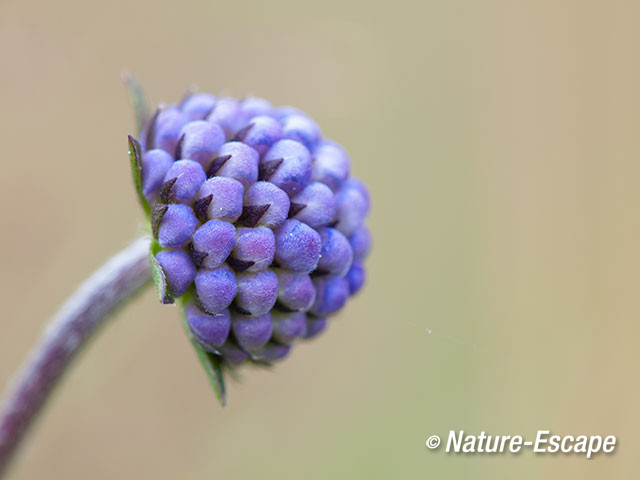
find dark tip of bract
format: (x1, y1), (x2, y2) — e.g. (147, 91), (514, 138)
(145, 107), (161, 150)
(159, 177), (178, 204)
(232, 305), (253, 316)
(327, 220), (339, 228)
(239, 204), (271, 227)
(174, 133), (185, 159)
(227, 257), (255, 272)
(310, 268), (331, 278)
(274, 301), (297, 313)
(288, 202), (307, 217)
(189, 243), (209, 267)
(259, 158), (283, 181)
(193, 194), (213, 222)
(207, 155), (232, 177)
(151, 204), (169, 238)
(233, 123), (254, 141)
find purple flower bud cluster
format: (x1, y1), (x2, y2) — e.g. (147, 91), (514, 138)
(140, 93), (371, 366)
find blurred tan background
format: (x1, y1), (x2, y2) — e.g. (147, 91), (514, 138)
(1, 0), (639, 478)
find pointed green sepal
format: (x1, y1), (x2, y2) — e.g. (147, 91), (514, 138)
(122, 72), (151, 136)
(128, 135), (151, 218)
(149, 241), (174, 304)
(178, 296), (227, 406)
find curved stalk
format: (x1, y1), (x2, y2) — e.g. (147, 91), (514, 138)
(0, 237), (152, 477)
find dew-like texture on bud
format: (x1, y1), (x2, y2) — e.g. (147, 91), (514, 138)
(237, 115), (282, 157)
(230, 227), (275, 272)
(150, 107), (188, 154)
(196, 177), (244, 222)
(232, 312), (273, 350)
(262, 139), (312, 196)
(163, 159), (207, 204)
(290, 182), (335, 228)
(274, 269), (316, 312)
(348, 226), (372, 261)
(186, 302), (231, 349)
(136, 92), (371, 369)
(272, 311), (307, 344)
(206, 97), (244, 137)
(212, 142), (259, 187)
(346, 260), (366, 295)
(242, 181), (290, 228)
(234, 270), (278, 316)
(177, 121), (225, 168)
(142, 149), (174, 201)
(310, 141), (350, 192)
(195, 265), (238, 314)
(274, 220), (321, 273)
(334, 178), (371, 236)
(155, 249), (196, 297)
(303, 316), (328, 339)
(191, 220), (236, 268)
(310, 276), (350, 316)
(157, 204), (198, 248)
(182, 93), (217, 121)
(240, 96), (274, 118)
(316, 227), (353, 277)
(281, 114), (321, 151)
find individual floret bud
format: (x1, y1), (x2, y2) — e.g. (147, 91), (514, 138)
(280, 113), (321, 151)
(262, 139), (312, 196)
(310, 140), (350, 192)
(147, 106), (188, 154)
(240, 181), (290, 228)
(252, 342), (291, 362)
(234, 270), (278, 316)
(346, 260), (366, 295)
(141, 149), (173, 202)
(235, 115), (283, 157)
(229, 227), (275, 272)
(232, 312), (273, 350)
(274, 219), (321, 273)
(181, 93), (217, 121)
(206, 97), (245, 138)
(303, 316), (328, 339)
(334, 178), (371, 236)
(348, 226), (372, 261)
(155, 204), (198, 248)
(240, 96), (274, 117)
(219, 341), (249, 365)
(191, 220), (236, 268)
(155, 249), (196, 297)
(208, 141), (259, 188)
(272, 311), (307, 344)
(310, 276), (349, 316)
(274, 269), (316, 312)
(289, 182), (335, 228)
(315, 227), (353, 277)
(274, 105), (304, 120)
(162, 159), (207, 204)
(195, 264), (238, 315)
(194, 177), (244, 222)
(175, 120), (225, 168)
(185, 303), (231, 351)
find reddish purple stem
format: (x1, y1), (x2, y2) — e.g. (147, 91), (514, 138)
(0, 237), (152, 477)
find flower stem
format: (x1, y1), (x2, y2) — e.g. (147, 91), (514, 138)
(0, 236), (152, 477)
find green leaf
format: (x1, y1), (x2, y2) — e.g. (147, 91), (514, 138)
(128, 135), (151, 218)
(178, 297), (227, 406)
(148, 242), (174, 304)
(122, 72), (150, 135)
